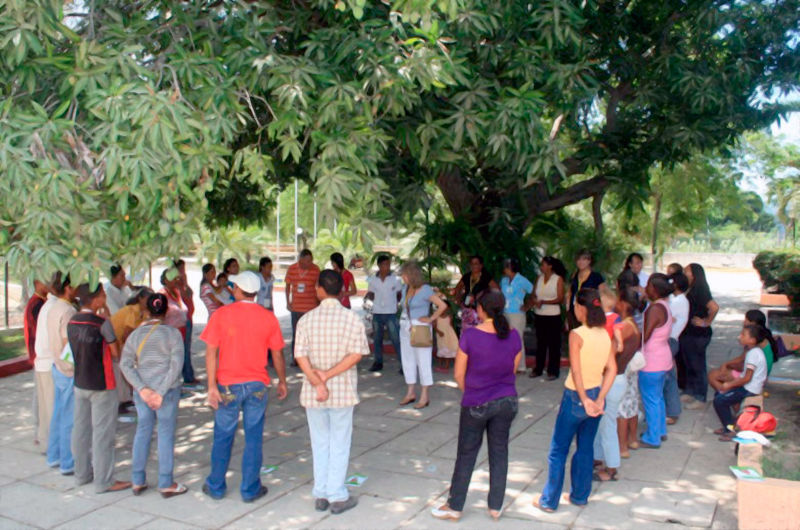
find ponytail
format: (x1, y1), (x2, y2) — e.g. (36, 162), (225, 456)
(576, 288), (605, 328)
(477, 291), (511, 339)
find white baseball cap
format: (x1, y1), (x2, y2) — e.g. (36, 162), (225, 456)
(228, 271), (261, 295)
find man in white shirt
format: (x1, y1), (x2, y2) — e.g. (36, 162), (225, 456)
(365, 255), (403, 372)
(664, 272), (690, 423)
(104, 264), (132, 315)
(33, 272), (77, 447)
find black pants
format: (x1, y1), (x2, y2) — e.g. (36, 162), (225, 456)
(534, 314), (562, 377)
(447, 395), (518, 511)
(679, 331), (712, 402)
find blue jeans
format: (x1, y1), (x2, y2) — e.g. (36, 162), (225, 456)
(205, 381), (269, 500)
(713, 387), (755, 433)
(663, 338), (681, 418)
(46, 366), (74, 473)
(306, 407), (354, 502)
(540, 387), (602, 510)
(372, 313), (401, 365)
(132, 387), (180, 488)
(182, 319), (195, 383)
(639, 371), (668, 446)
(593, 374), (626, 468)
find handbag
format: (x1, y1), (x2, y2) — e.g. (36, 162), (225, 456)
(406, 289), (433, 348)
(627, 322), (646, 372)
(735, 405), (777, 434)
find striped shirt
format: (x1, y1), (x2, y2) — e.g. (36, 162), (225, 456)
(295, 298), (369, 408)
(120, 321), (184, 396)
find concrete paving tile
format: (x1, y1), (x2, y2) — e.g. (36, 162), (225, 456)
(352, 448), (458, 480)
(618, 444), (692, 483)
(0, 516), (35, 530)
(631, 487), (718, 527)
(223, 490), (328, 530)
(353, 414), (419, 434)
(0, 447), (51, 479)
(380, 423), (457, 456)
(308, 494), (425, 529)
(676, 441), (737, 492)
(345, 464), (448, 504)
(503, 475), (586, 526)
(25, 467), (79, 492)
(0, 482), (102, 528)
(136, 517), (199, 530)
(52, 505), (156, 530)
(0, 475), (16, 487)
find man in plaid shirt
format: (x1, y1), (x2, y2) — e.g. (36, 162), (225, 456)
(295, 270), (369, 515)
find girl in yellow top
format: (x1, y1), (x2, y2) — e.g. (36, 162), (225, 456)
(534, 288), (616, 512)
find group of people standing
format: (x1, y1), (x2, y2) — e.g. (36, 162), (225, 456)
(21, 247), (754, 521)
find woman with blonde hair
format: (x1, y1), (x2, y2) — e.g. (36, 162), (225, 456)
(399, 262), (448, 409)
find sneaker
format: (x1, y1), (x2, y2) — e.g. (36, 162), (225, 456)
(680, 394), (695, 404)
(431, 504), (461, 521)
(243, 485), (268, 503)
(315, 498), (330, 512)
(330, 496), (358, 515)
(368, 362), (383, 372)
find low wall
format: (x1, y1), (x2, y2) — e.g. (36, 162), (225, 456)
(649, 252), (757, 270)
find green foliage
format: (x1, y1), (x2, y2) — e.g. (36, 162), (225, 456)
(312, 222), (375, 263)
(754, 250), (800, 313)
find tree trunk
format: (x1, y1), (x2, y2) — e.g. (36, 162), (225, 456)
(651, 193), (662, 273)
(592, 192), (605, 238)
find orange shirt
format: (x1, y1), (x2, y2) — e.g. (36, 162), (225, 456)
(285, 262), (321, 313)
(199, 301), (285, 386)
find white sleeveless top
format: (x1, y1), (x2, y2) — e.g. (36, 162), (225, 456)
(534, 274), (561, 316)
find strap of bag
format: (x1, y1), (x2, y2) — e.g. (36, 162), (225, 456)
(136, 323), (161, 360)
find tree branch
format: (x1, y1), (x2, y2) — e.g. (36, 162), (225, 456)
(530, 176), (610, 216)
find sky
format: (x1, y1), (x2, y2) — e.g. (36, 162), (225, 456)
(771, 112), (800, 144)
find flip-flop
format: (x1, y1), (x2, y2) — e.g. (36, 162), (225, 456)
(159, 483), (188, 498)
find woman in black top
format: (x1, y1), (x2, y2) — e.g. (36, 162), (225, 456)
(454, 255), (498, 330)
(678, 263), (719, 406)
(566, 249), (606, 329)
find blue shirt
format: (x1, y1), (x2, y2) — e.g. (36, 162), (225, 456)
(402, 284), (434, 320)
(500, 274), (533, 314)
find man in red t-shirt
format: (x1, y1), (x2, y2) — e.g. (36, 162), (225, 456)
(285, 249), (321, 367)
(24, 280), (49, 444)
(200, 271), (287, 503)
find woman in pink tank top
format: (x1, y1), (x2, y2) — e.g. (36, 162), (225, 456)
(638, 274), (674, 448)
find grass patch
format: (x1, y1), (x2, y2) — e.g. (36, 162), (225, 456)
(0, 328), (26, 362)
(762, 452), (800, 481)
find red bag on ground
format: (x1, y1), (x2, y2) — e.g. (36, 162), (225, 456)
(735, 405), (777, 434)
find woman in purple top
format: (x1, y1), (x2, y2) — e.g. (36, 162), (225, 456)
(431, 292), (523, 522)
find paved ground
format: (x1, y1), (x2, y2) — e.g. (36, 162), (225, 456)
(0, 270), (765, 529)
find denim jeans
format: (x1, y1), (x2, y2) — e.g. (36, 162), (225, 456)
(540, 387), (601, 510)
(679, 332), (712, 402)
(205, 381), (269, 500)
(447, 395), (518, 511)
(46, 366), (74, 473)
(593, 374), (626, 468)
(182, 319), (195, 383)
(132, 387), (180, 489)
(713, 386), (755, 432)
(639, 371), (668, 446)
(663, 339), (682, 418)
(306, 406), (354, 502)
(372, 313), (402, 365)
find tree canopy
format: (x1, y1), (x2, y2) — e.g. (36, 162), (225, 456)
(1, 0), (798, 281)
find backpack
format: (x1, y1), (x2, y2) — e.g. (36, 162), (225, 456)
(735, 405), (777, 434)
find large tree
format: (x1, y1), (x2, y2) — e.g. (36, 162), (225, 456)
(1, 0), (798, 279)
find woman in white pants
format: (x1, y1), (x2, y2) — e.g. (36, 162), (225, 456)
(399, 262), (448, 409)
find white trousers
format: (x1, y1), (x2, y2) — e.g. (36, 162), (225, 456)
(399, 320), (434, 386)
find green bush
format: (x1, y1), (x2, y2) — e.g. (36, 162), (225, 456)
(754, 250), (800, 313)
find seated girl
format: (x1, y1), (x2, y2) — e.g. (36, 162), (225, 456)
(708, 310), (777, 389)
(712, 324), (769, 441)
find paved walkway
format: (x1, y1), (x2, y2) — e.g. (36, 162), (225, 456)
(0, 270), (762, 529)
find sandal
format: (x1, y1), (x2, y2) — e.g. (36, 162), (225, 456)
(628, 441), (640, 450)
(666, 417), (677, 425)
(713, 427), (727, 435)
(718, 433), (736, 442)
(159, 483), (188, 498)
(431, 504), (461, 521)
(620, 451), (631, 459)
(132, 484), (148, 496)
(592, 469), (618, 482)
